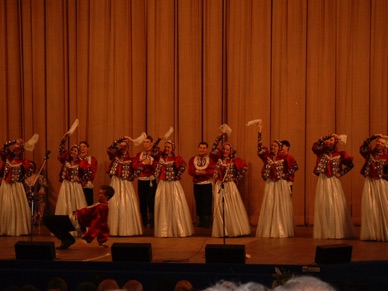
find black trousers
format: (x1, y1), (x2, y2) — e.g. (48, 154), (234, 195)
(83, 188), (94, 206)
(138, 179), (157, 226)
(43, 215), (75, 243)
(194, 183), (213, 217)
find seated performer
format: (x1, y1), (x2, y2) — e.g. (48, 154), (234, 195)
(24, 161), (49, 227)
(43, 185), (115, 249)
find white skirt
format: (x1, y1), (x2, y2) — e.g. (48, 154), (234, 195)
(0, 181), (31, 236)
(154, 180), (194, 237)
(109, 176), (143, 236)
(360, 177), (388, 241)
(212, 181), (251, 237)
(313, 174), (355, 239)
(54, 180), (87, 237)
(55, 180), (87, 215)
(256, 179), (294, 238)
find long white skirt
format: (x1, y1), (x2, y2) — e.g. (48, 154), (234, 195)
(0, 181), (31, 236)
(360, 177), (388, 241)
(256, 179), (294, 238)
(109, 176), (143, 236)
(212, 181), (251, 237)
(55, 180), (87, 215)
(313, 174), (355, 239)
(55, 180), (87, 237)
(154, 180), (194, 237)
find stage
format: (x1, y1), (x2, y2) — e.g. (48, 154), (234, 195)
(1, 225), (388, 290)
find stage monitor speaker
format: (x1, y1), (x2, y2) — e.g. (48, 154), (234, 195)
(205, 244), (246, 264)
(315, 244), (352, 265)
(15, 241), (56, 261)
(111, 243), (152, 262)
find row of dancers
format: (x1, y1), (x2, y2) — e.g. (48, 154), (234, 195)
(1, 123), (387, 246)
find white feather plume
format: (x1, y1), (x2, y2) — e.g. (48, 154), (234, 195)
(245, 119), (262, 127)
(219, 124), (232, 136)
(131, 132), (147, 146)
(24, 134), (39, 151)
(163, 127), (174, 140)
(67, 119), (79, 135)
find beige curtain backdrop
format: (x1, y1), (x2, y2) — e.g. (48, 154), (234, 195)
(0, 0), (387, 227)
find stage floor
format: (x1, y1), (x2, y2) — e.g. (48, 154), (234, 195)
(1, 225), (387, 265)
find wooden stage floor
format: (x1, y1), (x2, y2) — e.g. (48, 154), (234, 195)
(1, 225), (387, 265)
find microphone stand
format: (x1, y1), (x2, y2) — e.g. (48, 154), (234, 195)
(218, 165), (229, 245)
(28, 151), (50, 241)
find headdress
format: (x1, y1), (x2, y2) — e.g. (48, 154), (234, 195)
(71, 144), (80, 152)
(165, 140), (175, 152)
(222, 142), (235, 158)
(123, 139), (131, 146)
(273, 139), (282, 147)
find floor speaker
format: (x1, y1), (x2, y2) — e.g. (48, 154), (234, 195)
(111, 243), (152, 262)
(14, 241), (56, 261)
(315, 244), (352, 265)
(205, 244), (246, 264)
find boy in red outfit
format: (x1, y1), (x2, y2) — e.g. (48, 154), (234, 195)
(44, 185), (115, 250)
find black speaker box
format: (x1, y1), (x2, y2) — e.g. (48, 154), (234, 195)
(205, 244), (246, 264)
(111, 243), (152, 262)
(315, 244), (352, 265)
(14, 241), (56, 261)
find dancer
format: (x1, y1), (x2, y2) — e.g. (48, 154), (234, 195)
(211, 127), (251, 237)
(312, 133), (355, 239)
(44, 185), (115, 249)
(188, 141), (216, 228)
(132, 135), (159, 228)
(255, 123), (297, 238)
(0, 137), (36, 236)
(106, 136), (143, 236)
(79, 140), (98, 206)
(154, 139), (194, 237)
(281, 140), (298, 194)
(55, 133), (90, 221)
(359, 134), (388, 241)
